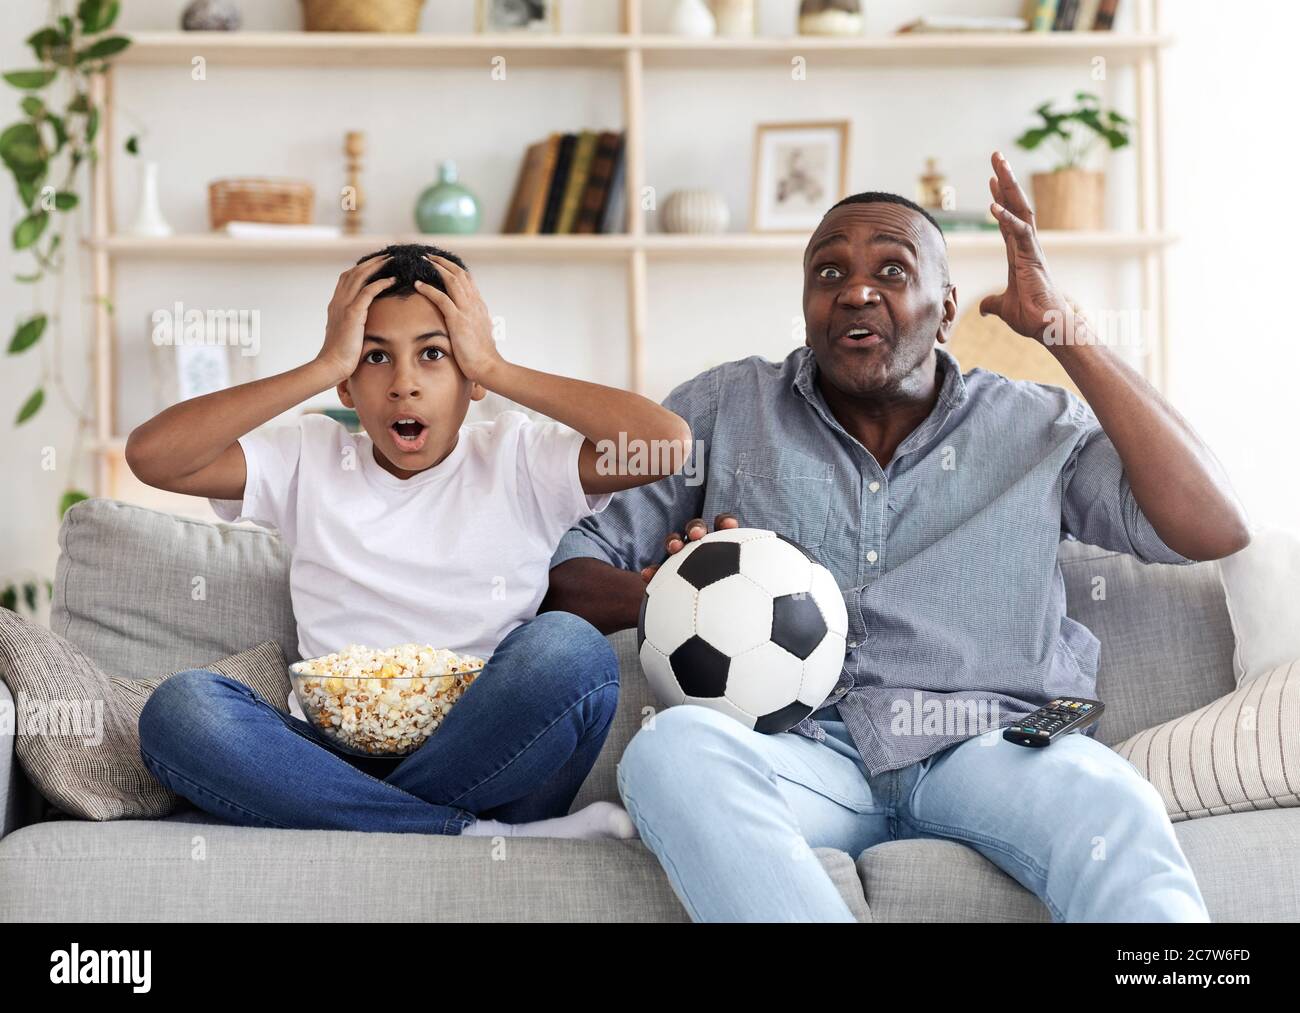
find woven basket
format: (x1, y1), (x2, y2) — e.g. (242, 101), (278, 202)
(300, 0), (425, 32)
(208, 178), (314, 230)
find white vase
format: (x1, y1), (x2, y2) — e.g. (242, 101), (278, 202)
(669, 0), (716, 37)
(661, 189), (730, 234)
(128, 161), (173, 237)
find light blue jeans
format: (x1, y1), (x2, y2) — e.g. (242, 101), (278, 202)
(138, 612), (619, 835)
(616, 703), (1210, 922)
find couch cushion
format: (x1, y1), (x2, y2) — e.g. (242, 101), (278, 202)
(0, 819), (868, 922)
(856, 808), (1300, 922)
(1115, 659), (1300, 822)
(0, 611), (288, 820)
(1058, 540), (1236, 744)
(52, 499), (298, 678)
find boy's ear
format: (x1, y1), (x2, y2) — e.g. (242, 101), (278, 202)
(470, 382), (487, 402)
(336, 380), (355, 408)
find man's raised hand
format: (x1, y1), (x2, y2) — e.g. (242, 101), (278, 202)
(978, 151), (1079, 346)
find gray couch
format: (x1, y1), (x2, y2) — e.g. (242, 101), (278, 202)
(1, 498), (1297, 921)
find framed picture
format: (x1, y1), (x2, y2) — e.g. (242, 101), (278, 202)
(148, 310), (256, 411)
(475, 0), (559, 33)
(751, 120), (851, 233)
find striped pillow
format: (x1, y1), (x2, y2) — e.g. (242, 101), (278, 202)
(0, 609), (288, 820)
(1115, 660), (1300, 822)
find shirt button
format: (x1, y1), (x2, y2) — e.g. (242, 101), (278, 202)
(867, 550), (878, 563)
(868, 481), (881, 493)
(848, 641), (859, 649)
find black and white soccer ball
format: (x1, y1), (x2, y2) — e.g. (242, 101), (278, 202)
(636, 527), (848, 734)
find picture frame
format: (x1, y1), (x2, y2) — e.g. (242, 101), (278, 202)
(475, 0), (560, 33)
(148, 310), (257, 412)
(750, 120), (851, 233)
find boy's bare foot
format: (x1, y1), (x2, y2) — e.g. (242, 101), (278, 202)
(459, 800), (639, 840)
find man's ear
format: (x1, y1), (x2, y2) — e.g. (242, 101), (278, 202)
(470, 381), (487, 402)
(336, 379), (355, 408)
(936, 284), (958, 346)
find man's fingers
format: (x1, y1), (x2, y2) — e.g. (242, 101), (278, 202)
(684, 518), (708, 540)
(665, 532), (685, 554)
(640, 565), (658, 583)
(992, 151), (1035, 223)
(979, 292), (1004, 318)
(714, 513), (739, 529)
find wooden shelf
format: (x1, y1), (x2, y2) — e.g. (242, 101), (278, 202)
(115, 31), (631, 69)
(91, 231), (1175, 260)
(115, 30), (1170, 70)
(90, 233), (635, 260)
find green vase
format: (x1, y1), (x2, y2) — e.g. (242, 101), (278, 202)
(415, 161), (480, 234)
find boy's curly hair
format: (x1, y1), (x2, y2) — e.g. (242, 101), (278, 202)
(355, 243), (468, 300)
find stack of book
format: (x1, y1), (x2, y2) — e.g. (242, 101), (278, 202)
(502, 130), (626, 235)
(1026, 0), (1123, 31)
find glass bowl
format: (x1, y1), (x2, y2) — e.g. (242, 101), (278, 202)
(289, 645), (484, 758)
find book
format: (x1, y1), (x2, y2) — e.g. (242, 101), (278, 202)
(600, 142), (627, 234)
(1075, 0), (1103, 30)
(1053, 0), (1079, 30)
(540, 133), (576, 234)
(896, 16), (1028, 33)
(1093, 0), (1120, 30)
(556, 130), (598, 234)
(573, 131), (623, 234)
(501, 134), (560, 234)
(1027, 0), (1059, 32)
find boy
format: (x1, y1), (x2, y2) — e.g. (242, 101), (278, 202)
(129, 244), (691, 839)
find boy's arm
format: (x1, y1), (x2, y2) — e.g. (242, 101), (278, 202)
(414, 253), (691, 494)
(125, 257), (395, 499)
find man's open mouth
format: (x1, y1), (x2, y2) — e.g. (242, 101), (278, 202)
(837, 326), (885, 347)
(389, 415), (429, 453)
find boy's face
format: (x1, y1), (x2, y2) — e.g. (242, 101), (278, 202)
(336, 293), (484, 479)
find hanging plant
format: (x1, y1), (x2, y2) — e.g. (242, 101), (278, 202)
(1, 0), (132, 615)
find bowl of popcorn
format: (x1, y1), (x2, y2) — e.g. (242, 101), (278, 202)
(289, 643), (485, 757)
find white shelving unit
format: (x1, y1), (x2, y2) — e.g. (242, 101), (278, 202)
(86, 0), (1171, 505)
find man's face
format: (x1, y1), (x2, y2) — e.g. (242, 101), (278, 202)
(802, 202), (957, 399)
(336, 293), (483, 479)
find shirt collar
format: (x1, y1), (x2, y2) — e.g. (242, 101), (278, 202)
(792, 344), (969, 461)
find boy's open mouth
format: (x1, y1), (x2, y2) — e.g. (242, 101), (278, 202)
(389, 414), (429, 453)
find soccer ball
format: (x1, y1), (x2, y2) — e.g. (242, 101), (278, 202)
(636, 528), (848, 734)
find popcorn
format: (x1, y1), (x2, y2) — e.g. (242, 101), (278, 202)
(290, 643), (485, 756)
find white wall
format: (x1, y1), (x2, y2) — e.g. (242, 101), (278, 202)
(3, 0), (1291, 599)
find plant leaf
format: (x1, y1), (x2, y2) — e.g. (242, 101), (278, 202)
(124, 133), (138, 155)
(14, 271), (43, 283)
(3, 69), (58, 90)
(0, 587), (16, 613)
(78, 0), (121, 34)
(8, 314), (46, 354)
(15, 387), (44, 424)
(17, 175), (43, 208)
(22, 582), (37, 612)
(85, 106), (99, 143)
(77, 36), (131, 63)
(59, 489), (89, 517)
(26, 27), (64, 60)
(68, 92), (90, 113)
(13, 210), (48, 249)
(20, 95), (45, 117)
(0, 122), (45, 172)
(53, 190), (77, 210)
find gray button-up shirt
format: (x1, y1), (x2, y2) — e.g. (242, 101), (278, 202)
(551, 346), (1192, 776)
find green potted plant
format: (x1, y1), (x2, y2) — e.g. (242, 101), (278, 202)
(1, 1), (132, 614)
(1015, 92), (1132, 231)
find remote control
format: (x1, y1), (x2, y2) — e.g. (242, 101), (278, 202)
(1003, 697), (1104, 747)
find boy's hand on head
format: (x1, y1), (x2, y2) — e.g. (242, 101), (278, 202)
(415, 253), (504, 386)
(317, 256), (396, 383)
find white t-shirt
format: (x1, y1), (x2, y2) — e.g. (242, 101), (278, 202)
(210, 411), (611, 720)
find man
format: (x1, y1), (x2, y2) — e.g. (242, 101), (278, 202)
(542, 152), (1250, 921)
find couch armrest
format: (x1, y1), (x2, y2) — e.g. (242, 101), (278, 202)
(1, 677), (39, 840)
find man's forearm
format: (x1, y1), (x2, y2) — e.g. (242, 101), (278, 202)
(126, 357), (342, 485)
(541, 558), (646, 634)
(1049, 331), (1250, 560)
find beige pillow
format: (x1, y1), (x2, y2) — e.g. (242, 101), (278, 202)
(1115, 659), (1300, 822)
(0, 609), (288, 820)
(1216, 525), (1300, 684)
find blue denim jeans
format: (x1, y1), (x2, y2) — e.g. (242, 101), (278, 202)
(138, 612), (619, 835)
(616, 704), (1210, 922)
